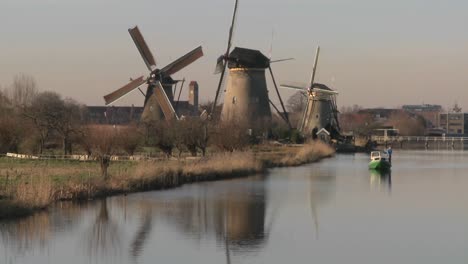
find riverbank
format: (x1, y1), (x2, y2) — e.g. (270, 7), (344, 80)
(0, 141), (334, 220)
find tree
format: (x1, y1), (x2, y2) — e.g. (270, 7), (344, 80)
(83, 125), (121, 180)
(10, 73), (38, 108)
(145, 121), (175, 158)
(23, 92), (83, 155)
(212, 120), (251, 152)
(338, 112), (375, 135)
(286, 91), (307, 113)
(340, 104), (363, 114)
(23, 92), (55, 154)
(387, 111), (426, 136)
(0, 114), (23, 154)
(118, 124), (142, 156)
(176, 117), (210, 157)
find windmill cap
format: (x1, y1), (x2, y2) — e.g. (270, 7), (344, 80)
(228, 47), (270, 69)
(312, 83), (334, 91)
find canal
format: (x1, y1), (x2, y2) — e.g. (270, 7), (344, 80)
(2, 151), (468, 263)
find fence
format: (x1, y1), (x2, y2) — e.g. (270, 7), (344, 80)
(3, 153), (157, 162)
(371, 136), (468, 143)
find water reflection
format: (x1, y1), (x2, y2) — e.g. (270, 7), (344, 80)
(84, 199), (122, 257)
(369, 170), (392, 193)
(307, 167), (336, 239)
(129, 206), (153, 261)
(136, 175), (269, 251)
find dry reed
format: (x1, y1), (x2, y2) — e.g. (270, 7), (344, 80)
(0, 143), (333, 220)
(277, 141), (335, 167)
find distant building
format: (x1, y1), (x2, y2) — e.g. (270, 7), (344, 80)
(402, 104), (442, 128)
(439, 113), (468, 136)
(88, 81), (200, 124)
(86, 105), (144, 124)
(358, 108), (398, 123)
(372, 127), (399, 138)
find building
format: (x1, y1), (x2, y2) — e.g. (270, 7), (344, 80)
(439, 113), (468, 136)
(402, 104), (442, 128)
(88, 81), (200, 124)
(357, 108), (397, 123)
(86, 105), (144, 124)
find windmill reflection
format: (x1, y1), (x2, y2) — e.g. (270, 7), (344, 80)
(126, 174), (269, 261)
(307, 168), (336, 240)
(129, 206), (153, 261)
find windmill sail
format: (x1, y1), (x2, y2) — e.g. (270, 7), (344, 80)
(161, 46), (204, 76)
(128, 26), (157, 71)
(104, 76), (147, 105)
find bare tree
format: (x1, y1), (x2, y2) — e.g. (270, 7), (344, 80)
(212, 120), (251, 152)
(387, 111), (426, 136)
(10, 74), (38, 108)
(23, 92), (56, 154)
(286, 91), (307, 113)
(118, 124), (142, 156)
(177, 117), (210, 157)
(23, 92), (83, 155)
(338, 112), (376, 135)
(83, 125), (121, 180)
(340, 104), (363, 114)
(145, 121), (175, 158)
(195, 121), (210, 156)
(0, 114), (23, 154)
(54, 98), (83, 155)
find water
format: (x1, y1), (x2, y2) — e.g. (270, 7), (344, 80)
(2, 151), (468, 264)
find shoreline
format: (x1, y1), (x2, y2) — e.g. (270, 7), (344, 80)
(0, 141), (335, 220)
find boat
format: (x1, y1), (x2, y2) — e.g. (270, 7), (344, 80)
(368, 151), (391, 171)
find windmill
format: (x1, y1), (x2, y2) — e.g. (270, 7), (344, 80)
(103, 26), (203, 122)
(210, 0), (291, 129)
(281, 46), (341, 139)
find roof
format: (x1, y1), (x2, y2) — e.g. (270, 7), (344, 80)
(317, 128), (330, 136)
(228, 47), (270, 69)
(312, 83), (333, 91)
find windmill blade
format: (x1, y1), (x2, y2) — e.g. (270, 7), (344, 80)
(269, 66), (291, 129)
(211, 0), (239, 115)
(280, 82), (308, 91)
(153, 81), (179, 121)
(308, 46), (320, 88)
(270, 58), (295, 63)
(160, 46), (204, 76)
(312, 87), (339, 95)
(104, 76), (147, 105)
(175, 78), (186, 110)
(200, 109), (208, 120)
(128, 26), (157, 71)
(226, 0), (239, 58)
(214, 55), (225, 74)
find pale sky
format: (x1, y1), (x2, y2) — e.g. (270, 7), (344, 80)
(1, 0), (467, 110)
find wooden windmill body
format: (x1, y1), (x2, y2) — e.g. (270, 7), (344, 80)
(282, 46), (340, 139)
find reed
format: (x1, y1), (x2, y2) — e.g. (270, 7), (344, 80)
(0, 143), (334, 220)
(278, 141), (335, 167)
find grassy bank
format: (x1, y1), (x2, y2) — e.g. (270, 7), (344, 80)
(0, 141), (334, 220)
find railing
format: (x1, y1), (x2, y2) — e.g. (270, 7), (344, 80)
(371, 136), (468, 142)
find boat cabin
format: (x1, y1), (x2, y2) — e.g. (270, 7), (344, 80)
(370, 151), (389, 162)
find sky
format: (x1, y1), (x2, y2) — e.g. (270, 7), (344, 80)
(1, 0), (467, 110)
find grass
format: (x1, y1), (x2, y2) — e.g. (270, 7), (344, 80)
(0, 142), (334, 220)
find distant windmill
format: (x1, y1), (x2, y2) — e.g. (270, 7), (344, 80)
(281, 46), (340, 139)
(103, 26), (203, 122)
(210, 0), (291, 129)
